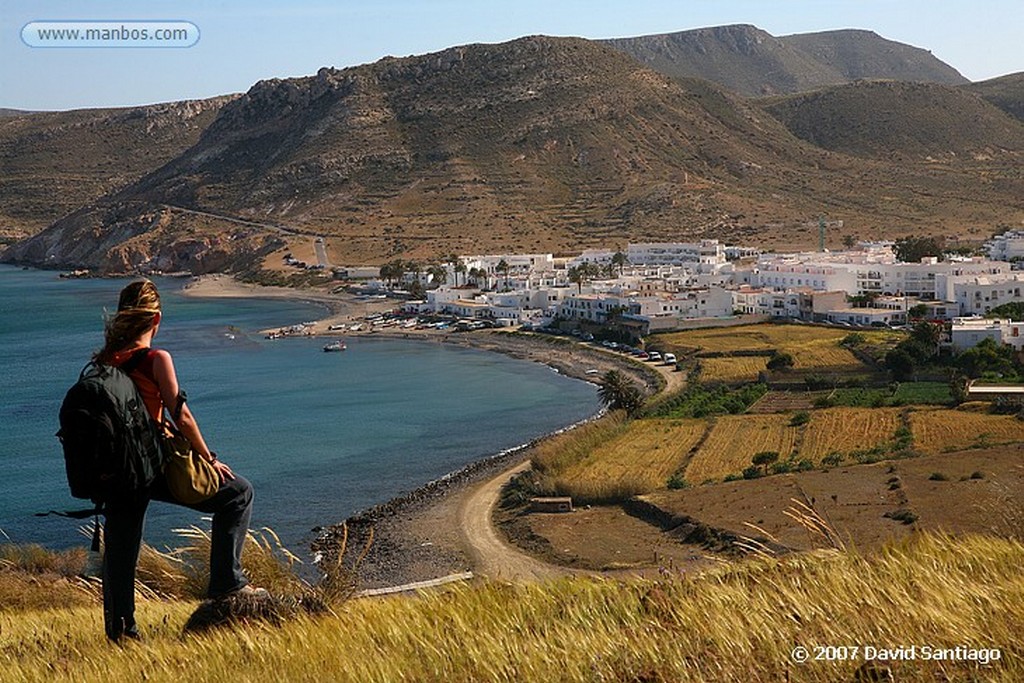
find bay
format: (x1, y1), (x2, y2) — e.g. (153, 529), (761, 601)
(0, 265), (601, 554)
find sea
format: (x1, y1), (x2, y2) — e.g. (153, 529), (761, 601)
(0, 264), (601, 555)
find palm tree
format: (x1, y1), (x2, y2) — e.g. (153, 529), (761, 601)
(611, 251), (628, 276)
(454, 260), (467, 288)
(496, 259), (511, 291)
(427, 264), (447, 287)
(597, 370), (643, 416)
(468, 267), (482, 287)
(568, 265), (583, 294)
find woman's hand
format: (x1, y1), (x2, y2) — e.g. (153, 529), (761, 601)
(211, 459), (235, 483)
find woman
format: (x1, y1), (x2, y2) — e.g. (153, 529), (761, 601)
(96, 279), (265, 642)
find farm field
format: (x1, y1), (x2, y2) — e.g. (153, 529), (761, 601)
(799, 407), (904, 459)
(684, 414), (799, 483)
(658, 323), (897, 374)
(558, 418), (707, 493)
(909, 408), (1024, 453)
(660, 324), (851, 354)
(699, 356), (766, 383)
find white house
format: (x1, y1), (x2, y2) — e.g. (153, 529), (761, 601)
(950, 317), (1024, 351)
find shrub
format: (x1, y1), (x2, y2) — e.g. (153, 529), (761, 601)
(741, 466), (763, 480)
(822, 452), (843, 467)
(666, 473), (690, 490)
(789, 410), (810, 427)
(928, 472), (949, 481)
(885, 508), (919, 525)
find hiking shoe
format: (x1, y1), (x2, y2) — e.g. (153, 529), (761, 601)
(220, 585), (270, 600)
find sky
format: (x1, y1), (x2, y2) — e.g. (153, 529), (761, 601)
(2, 0), (1022, 111)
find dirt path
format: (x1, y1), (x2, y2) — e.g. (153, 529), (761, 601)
(455, 349), (683, 581)
(457, 461), (579, 581)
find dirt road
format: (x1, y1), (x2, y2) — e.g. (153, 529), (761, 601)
(457, 461), (578, 581)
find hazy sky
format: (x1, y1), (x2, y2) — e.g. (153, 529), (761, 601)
(2, 0), (1022, 111)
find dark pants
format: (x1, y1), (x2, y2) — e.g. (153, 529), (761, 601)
(101, 474), (253, 640)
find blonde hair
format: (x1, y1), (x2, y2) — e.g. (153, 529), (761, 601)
(95, 279), (162, 363)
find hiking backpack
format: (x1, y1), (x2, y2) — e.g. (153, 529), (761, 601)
(56, 350), (166, 507)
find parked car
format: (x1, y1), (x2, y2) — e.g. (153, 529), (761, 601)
(647, 352), (662, 362)
(663, 353), (677, 365)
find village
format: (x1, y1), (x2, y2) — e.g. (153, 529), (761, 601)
(315, 229), (1024, 353)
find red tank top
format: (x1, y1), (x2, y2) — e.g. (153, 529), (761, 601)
(110, 347), (164, 424)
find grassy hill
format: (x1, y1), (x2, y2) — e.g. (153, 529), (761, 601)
(3, 533), (1021, 682)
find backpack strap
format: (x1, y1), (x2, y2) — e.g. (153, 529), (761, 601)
(35, 505), (105, 551)
(120, 347), (152, 375)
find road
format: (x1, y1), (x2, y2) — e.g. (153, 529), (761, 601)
(457, 460), (578, 581)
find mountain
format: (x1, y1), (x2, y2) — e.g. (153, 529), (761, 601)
(0, 97), (233, 248)
(760, 81), (1024, 160)
(603, 25), (967, 97)
(966, 72), (1024, 122)
(3, 35), (1023, 273)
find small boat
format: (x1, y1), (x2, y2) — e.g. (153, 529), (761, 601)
(323, 341), (346, 352)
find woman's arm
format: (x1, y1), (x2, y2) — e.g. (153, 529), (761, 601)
(151, 349), (235, 482)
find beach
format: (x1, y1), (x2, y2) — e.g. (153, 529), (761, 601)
(182, 274), (667, 590)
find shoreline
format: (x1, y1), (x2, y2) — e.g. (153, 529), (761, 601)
(180, 274), (665, 589)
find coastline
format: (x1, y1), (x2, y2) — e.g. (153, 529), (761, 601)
(182, 273), (664, 589)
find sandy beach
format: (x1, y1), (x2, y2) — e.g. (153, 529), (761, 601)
(182, 274), (670, 590)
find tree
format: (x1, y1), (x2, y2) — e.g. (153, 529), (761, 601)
(751, 451), (780, 476)
(766, 351), (794, 371)
(908, 304), (929, 319)
(454, 260), (467, 288)
(841, 235), (857, 249)
(986, 302), (1024, 320)
(467, 267), (482, 287)
(611, 251), (628, 275)
(957, 337), (1019, 379)
(597, 370), (644, 416)
(496, 259), (511, 291)
(427, 264), (447, 286)
(893, 236), (945, 263)
(885, 348), (916, 382)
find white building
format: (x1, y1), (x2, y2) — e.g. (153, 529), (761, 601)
(627, 240), (727, 272)
(943, 273), (1024, 316)
(951, 317), (1024, 351)
(985, 230), (1024, 262)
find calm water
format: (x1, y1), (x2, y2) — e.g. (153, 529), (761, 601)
(0, 265), (600, 553)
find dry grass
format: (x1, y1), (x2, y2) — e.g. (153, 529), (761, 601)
(701, 356), (767, 382)
(531, 412), (630, 479)
(552, 419), (707, 497)
(685, 414), (800, 483)
(662, 324), (847, 354)
(910, 409), (1024, 454)
(660, 323), (889, 373)
(2, 533), (1022, 682)
(800, 407), (905, 460)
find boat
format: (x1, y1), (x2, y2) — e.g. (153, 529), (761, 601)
(323, 341), (346, 352)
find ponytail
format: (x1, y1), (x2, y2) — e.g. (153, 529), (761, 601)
(95, 280), (162, 364)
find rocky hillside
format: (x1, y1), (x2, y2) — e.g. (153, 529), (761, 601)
(3, 33), (1023, 273)
(603, 25), (967, 97)
(966, 72), (1024, 122)
(760, 81), (1024, 160)
(0, 97), (233, 247)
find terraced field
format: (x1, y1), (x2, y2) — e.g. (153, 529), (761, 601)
(699, 356), (767, 383)
(909, 408), (1024, 453)
(559, 418), (707, 492)
(684, 414), (800, 483)
(660, 323), (897, 374)
(799, 407), (904, 459)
